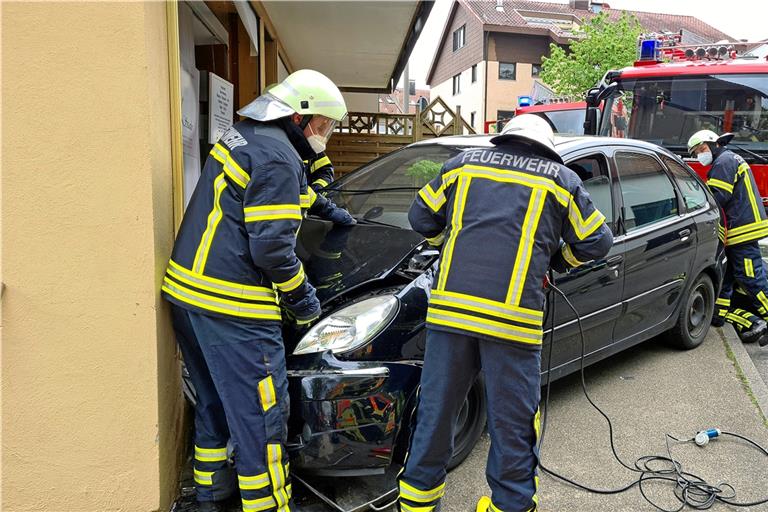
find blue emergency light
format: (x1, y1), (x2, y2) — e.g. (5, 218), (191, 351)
(518, 96), (532, 107)
(638, 38), (660, 61)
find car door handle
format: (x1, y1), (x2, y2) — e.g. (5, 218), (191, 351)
(607, 255), (623, 266)
(679, 228), (692, 242)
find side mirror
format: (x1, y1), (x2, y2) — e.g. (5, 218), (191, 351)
(584, 107), (599, 135)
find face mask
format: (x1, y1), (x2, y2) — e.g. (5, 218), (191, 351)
(696, 150), (713, 166)
(307, 134), (326, 154)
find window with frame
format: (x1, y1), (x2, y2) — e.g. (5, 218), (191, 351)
(662, 155), (708, 211)
(532, 63), (542, 78)
(470, 111), (476, 128)
(471, 64), (477, 83)
(568, 155), (614, 226)
(615, 152), (678, 231)
(499, 62), (516, 80)
(452, 74), (461, 95)
(452, 25), (466, 51)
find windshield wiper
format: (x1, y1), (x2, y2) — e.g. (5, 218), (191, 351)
(336, 187), (421, 196)
(353, 216), (399, 228)
(728, 142), (768, 164)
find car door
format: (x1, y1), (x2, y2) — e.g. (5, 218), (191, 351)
(544, 148), (623, 377)
(612, 149), (697, 343)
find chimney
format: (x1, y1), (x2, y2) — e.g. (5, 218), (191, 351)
(496, 0), (504, 12)
(569, 0), (590, 10)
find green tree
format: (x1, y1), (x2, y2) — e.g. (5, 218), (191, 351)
(540, 12), (642, 99)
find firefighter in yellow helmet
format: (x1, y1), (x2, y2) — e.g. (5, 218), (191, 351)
(163, 69), (348, 512)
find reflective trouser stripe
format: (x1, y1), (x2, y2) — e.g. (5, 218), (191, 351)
(242, 496), (276, 511)
(195, 445), (227, 462)
(398, 481), (446, 503)
(400, 503), (435, 512)
(194, 469), (214, 485)
(239, 472), (270, 491)
(267, 444), (290, 511)
(745, 258), (755, 278)
(258, 376), (276, 412)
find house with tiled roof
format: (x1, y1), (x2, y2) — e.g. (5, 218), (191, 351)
(427, 0), (732, 131)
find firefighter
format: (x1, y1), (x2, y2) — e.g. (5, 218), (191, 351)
(163, 69), (348, 512)
(399, 114), (613, 512)
(688, 129), (768, 346)
(306, 151), (335, 191)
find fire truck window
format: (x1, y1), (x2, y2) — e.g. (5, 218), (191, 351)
(567, 155), (613, 226)
(615, 152), (678, 231)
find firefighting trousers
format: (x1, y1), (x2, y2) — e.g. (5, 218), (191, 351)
(399, 329), (541, 512)
(171, 305), (292, 510)
(715, 242), (768, 328)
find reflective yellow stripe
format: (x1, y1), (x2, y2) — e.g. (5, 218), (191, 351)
(167, 260), (277, 301)
(437, 176), (471, 290)
(162, 278), (282, 320)
(507, 189), (546, 305)
(418, 182), (447, 213)
(723, 219), (768, 237)
(258, 376), (277, 412)
(707, 178), (734, 193)
(561, 244), (586, 267)
(274, 265), (305, 292)
(432, 289), (543, 320)
(398, 480), (446, 503)
(430, 297), (542, 327)
(715, 298), (731, 306)
(426, 232), (445, 246)
(427, 308), (543, 344)
(400, 503), (435, 512)
(192, 173), (228, 273)
(211, 143), (228, 164)
(758, 291), (768, 312)
(726, 311), (752, 328)
(312, 178), (330, 188)
(223, 154), (250, 189)
(534, 407), (541, 441)
(242, 496), (276, 511)
(244, 204), (302, 222)
(727, 226), (768, 245)
(194, 469), (214, 485)
(308, 187), (317, 207)
(738, 163), (761, 221)
(299, 188), (317, 209)
(195, 445), (227, 462)
(745, 258), (755, 278)
(238, 472), (270, 490)
(310, 155), (332, 172)
(266, 444), (290, 512)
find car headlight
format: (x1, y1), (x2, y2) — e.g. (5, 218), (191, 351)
(292, 296), (399, 355)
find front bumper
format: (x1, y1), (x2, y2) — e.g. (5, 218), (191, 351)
(285, 352), (420, 476)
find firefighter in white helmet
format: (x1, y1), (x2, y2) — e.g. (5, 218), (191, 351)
(163, 69), (350, 511)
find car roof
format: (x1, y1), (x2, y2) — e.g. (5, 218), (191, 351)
(410, 134), (667, 156)
(516, 101), (586, 113)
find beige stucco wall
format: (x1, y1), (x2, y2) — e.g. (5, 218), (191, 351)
(429, 61), (485, 132)
(485, 61), (537, 121)
(2, 2), (184, 510)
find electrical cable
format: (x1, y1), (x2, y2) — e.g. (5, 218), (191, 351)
(538, 278), (768, 511)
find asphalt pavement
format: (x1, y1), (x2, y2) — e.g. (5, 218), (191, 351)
(442, 328), (768, 512)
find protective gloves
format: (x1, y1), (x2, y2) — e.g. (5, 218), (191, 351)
(282, 280), (321, 325)
(311, 194), (357, 226)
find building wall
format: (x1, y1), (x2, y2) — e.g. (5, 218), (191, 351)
(428, 1), (484, 87)
(2, 3), (182, 511)
(430, 60), (485, 132)
(487, 32), (552, 65)
(342, 92), (379, 112)
(485, 61), (539, 121)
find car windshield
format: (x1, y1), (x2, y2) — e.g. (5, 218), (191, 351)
(535, 109), (586, 135)
(326, 145), (462, 229)
(599, 73), (768, 156)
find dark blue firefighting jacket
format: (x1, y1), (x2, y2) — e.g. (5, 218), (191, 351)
(304, 152), (334, 190)
(162, 121), (316, 321)
(409, 145), (613, 346)
(706, 148), (768, 246)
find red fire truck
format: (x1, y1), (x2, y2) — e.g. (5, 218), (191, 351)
(484, 101), (588, 135)
(585, 33), (768, 205)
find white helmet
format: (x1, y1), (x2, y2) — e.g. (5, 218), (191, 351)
(687, 129), (734, 154)
(490, 114), (562, 163)
(238, 69), (347, 123)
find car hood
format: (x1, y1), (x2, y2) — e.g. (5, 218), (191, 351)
(296, 218), (424, 303)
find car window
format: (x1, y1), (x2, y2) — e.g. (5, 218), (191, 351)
(661, 155), (708, 212)
(566, 155), (613, 226)
(614, 152), (679, 232)
(328, 145), (462, 229)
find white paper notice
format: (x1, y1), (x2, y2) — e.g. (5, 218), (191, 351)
(208, 73), (234, 144)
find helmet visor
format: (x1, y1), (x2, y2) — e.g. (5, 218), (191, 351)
(307, 115), (339, 146)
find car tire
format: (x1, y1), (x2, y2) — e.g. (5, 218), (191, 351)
(663, 273), (714, 350)
(447, 373), (487, 470)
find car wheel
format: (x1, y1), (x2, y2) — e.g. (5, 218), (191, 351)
(447, 374), (487, 470)
(663, 273), (714, 350)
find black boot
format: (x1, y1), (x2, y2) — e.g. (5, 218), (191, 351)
(740, 318), (767, 344)
(196, 501), (227, 512)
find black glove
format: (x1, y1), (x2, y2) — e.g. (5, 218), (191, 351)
(282, 280), (321, 325)
(311, 194), (356, 226)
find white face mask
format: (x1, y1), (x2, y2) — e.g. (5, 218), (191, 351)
(696, 150), (713, 166)
(307, 134), (326, 154)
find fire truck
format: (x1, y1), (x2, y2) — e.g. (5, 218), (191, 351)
(584, 32), (768, 205)
(484, 101), (588, 135)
